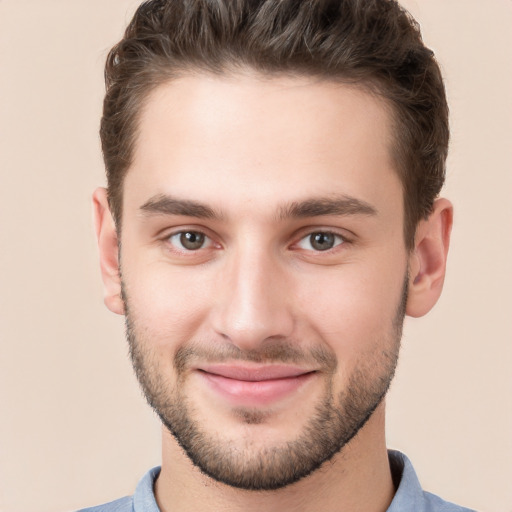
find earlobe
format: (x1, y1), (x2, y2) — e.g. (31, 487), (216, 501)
(406, 198), (453, 318)
(93, 187), (125, 315)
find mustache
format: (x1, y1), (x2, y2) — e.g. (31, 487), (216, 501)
(173, 340), (337, 374)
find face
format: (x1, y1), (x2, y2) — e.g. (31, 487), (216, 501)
(118, 73), (410, 490)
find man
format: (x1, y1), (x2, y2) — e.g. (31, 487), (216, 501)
(83, 0), (475, 510)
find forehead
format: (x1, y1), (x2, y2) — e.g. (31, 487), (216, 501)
(125, 72), (400, 218)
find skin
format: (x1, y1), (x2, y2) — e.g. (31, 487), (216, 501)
(94, 72), (453, 512)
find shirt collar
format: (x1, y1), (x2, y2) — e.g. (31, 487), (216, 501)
(133, 451), (426, 512)
(386, 450), (427, 512)
(133, 466), (161, 512)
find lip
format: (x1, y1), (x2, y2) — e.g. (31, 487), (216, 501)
(196, 364), (316, 407)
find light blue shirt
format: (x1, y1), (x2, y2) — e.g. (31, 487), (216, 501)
(78, 451), (477, 512)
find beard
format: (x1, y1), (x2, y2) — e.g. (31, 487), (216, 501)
(123, 277), (407, 491)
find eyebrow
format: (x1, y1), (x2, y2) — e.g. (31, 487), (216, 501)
(140, 194), (222, 219)
(139, 194), (377, 220)
(277, 196), (378, 220)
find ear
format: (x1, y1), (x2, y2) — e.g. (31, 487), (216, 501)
(93, 187), (124, 315)
(406, 198), (453, 318)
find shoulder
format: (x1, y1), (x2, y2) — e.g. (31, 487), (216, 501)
(388, 451), (478, 512)
(76, 495), (133, 512)
(423, 491), (478, 512)
(76, 466), (161, 512)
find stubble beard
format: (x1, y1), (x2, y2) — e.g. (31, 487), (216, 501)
(123, 278), (407, 491)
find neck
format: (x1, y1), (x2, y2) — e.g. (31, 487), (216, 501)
(155, 402), (394, 512)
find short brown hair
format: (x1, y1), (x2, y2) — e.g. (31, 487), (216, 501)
(101, 0), (449, 249)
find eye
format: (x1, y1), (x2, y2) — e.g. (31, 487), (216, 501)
(296, 231), (344, 251)
(168, 231), (212, 251)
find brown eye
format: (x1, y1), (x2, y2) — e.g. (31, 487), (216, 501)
(169, 231), (207, 250)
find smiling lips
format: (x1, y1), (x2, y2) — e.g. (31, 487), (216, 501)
(197, 364), (316, 406)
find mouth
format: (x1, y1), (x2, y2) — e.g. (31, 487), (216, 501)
(195, 364), (317, 407)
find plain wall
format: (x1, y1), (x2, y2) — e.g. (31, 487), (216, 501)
(0, 1), (511, 511)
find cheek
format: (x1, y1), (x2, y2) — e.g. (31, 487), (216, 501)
(295, 262), (406, 356)
(122, 259), (215, 348)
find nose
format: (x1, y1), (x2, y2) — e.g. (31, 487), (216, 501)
(210, 245), (294, 351)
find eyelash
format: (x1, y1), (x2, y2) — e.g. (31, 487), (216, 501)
(167, 231), (214, 251)
(163, 228), (349, 255)
(295, 231), (346, 252)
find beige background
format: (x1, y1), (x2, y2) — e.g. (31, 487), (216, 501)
(0, 1), (511, 511)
